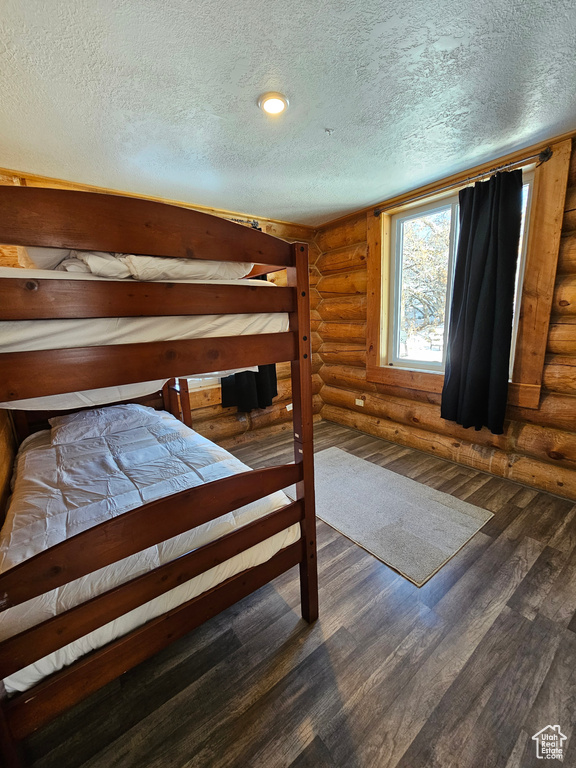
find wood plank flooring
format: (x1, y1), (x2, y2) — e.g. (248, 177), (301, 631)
(24, 420), (576, 768)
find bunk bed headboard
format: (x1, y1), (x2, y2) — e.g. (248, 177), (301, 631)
(0, 186), (293, 266)
(9, 379), (183, 445)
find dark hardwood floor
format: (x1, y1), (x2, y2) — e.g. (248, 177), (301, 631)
(24, 420), (576, 768)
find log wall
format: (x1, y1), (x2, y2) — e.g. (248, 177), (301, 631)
(0, 169), (320, 448)
(314, 145), (576, 500)
(3, 139), (576, 483)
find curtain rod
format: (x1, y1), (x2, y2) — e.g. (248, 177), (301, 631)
(373, 146), (553, 217)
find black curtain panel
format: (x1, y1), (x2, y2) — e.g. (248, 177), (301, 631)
(220, 274), (278, 413)
(441, 170), (523, 435)
(221, 365), (278, 413)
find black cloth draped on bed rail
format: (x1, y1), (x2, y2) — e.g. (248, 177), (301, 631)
(221, 274), (278, 412)
(441, 170), (523, 435)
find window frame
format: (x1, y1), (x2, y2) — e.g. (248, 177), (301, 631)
(366, 138), (572, 409)
(388, 194), (459, 372)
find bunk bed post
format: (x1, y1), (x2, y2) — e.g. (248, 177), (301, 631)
(162, 378), (182, 421)
(178, 378), (193, 428)
(287, 242), (318, 623)
(0, 683), (25, 768)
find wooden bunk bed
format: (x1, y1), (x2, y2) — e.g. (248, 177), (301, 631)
(0, 186), (317, 767)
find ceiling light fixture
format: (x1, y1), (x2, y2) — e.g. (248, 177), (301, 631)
(258, 92), (289, 115)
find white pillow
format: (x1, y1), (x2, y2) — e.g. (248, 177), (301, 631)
(50, 404), (162, 445)
(121, 254), (253, 281)
(23, 248), (253, 281)
(26, 247), (72, 269)
(69, 251), (132, 278)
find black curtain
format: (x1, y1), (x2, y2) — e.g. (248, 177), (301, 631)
(220, 274), (278, 413)
(221, 365), (278, 413)
(440, 170), (523, 435)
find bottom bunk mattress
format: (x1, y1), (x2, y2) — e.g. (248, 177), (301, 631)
(0, 406), (299, 693)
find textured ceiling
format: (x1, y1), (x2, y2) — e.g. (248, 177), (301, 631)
(1, 0), (575, 225)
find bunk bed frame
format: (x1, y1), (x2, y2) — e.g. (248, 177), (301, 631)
(0, 186), (318, 767)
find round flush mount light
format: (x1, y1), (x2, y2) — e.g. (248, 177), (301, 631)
(258, 92), (289, 115)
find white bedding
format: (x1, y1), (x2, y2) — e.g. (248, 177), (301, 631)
(24, 246), (253, 280)
(0, 268), (289, 410)
(0, 409), (299, 693)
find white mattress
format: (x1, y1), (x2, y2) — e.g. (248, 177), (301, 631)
(0, 268), (289, 409)
(0, 410), (299, 693)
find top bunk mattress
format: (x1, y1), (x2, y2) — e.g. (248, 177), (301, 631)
(0, 268), (289, 409)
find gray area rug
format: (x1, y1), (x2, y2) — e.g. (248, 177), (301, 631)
(287, 447), (493, 587)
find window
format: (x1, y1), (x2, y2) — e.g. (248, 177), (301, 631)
(389, 195), (459, 371)
(365, 138), (572, 409)
(387, 177), (532, 374)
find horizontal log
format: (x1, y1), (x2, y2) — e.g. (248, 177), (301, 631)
(311, 352), (323, 374)
(321, 384), (510, 451)
(271, 264), (320, 288)
(508, 391), (576, 432)
(188, 401), (238, 422)
(321, 404), (576, 499)
(569, 150), (576, 187)
(552, 275), (576, 315)
(317, 270), (367, 297)
(315, 243), (367, 275)
(307, 240), (322, 265)
(188, 378), (293, 422)
(187, 385), (222, 410)
(311, 373), (323, 395)
(315, 212), (367, 253)
(565, 185), (576, 213)
(0, 245), (19, 268)
(219, 413), (323, 450)
(542, 357), (576, 394)
(276, 361), (292, 380)
(249, 394), (322, 432)
(515, 422), (576, 470)
(374, 382), (442, 406)
(564, 208), (576, 233)
(317, 295), (367, 322)
(310, 289), (321, 310)
(311, 332), (322, 353)
(547, 322), (576, 354)
(319, 361), (443, 404)
(557, 232), (576, 274)
(319, 343), (366, 367)
(262, 220), (315, 242)
(248, 397), (295, 431)
(319, 363), (377, 392)
(268, 270), (287, 287)
(194, 413), (250, 442)
(318, 322), (367, 344)
(323, 384), (576, 470)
